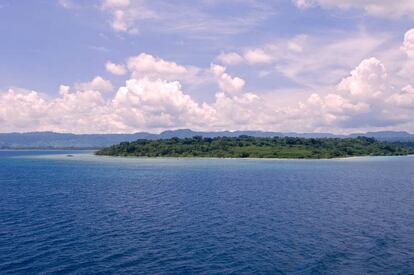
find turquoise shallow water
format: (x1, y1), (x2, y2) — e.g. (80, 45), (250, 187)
(0, 150), (414, 274)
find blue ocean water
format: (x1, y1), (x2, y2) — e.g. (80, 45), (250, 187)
(0, 151), (413, 274)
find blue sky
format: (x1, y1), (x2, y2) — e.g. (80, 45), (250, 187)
(1, 0), (414, 133)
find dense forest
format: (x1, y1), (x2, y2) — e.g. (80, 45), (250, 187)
(390, 141), (414, 148)
(95, 136), (414, 159)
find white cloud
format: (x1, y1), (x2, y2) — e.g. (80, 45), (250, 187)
(287, 33), (386, 85)
(74, 76), (113, 92)
(337, 57), (387, 99)
(211, 64), (245, 94)
(244, 49), (273, 64)
(156, 2), (271, 38)
(393, 29), (414, 84)
(292, 0), (314, 9)
(0, 87), (118, 133)
(387, 85), (414, 109)
(105, 61), (127, 75)
(300, 57), (403, 129)
(127, 53), (188, 76)
(98, 0), (273, 38)
(212, 92), (263, 127)
(101, 0), (155, 33)
(402, 28), (414, 58)
(0, 89), (51, 131)
(102, 0), (130, 9)
(0, 72), (253, 133)
(112, 78), (214, 129)
(216, 52), (243, 65)
(111, 10), (129, 32)
(225, 32), (388, 88)
(58, 85), (70, 95)
(126, 53), (208, 87)
(293, 0), (414, 18)
(0, 79), (212, 133)
(3, 29), (414, 133)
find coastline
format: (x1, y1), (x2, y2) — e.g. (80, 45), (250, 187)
(6, 149), (413, 161)
(93, 153), (414, 161)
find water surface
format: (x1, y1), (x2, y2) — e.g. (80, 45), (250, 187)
(1, 151), (413, 274)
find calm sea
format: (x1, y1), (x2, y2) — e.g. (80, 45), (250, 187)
(0, 150), (413, 274)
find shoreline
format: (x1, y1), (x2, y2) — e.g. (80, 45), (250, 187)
(93, 153), (414, 161)
(6, 149), (413, 161)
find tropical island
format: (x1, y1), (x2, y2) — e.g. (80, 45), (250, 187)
(95, 136), (414, 159)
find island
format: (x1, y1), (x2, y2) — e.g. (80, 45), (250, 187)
(95, 136), (414, 159)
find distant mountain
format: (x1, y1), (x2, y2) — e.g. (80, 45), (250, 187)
(0, 132), (157, 149)
(348, 131), (414, 141)
(1, 129), (413, 149)
(159, 129), (342, 139)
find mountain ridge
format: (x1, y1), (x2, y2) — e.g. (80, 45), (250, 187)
(1, 129), (413, 148)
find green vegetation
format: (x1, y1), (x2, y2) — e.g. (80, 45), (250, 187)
(95, 136), (414, 159)
(390, 141), (414, 149)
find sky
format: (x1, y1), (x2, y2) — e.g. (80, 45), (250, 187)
(1, 0), (414, 134)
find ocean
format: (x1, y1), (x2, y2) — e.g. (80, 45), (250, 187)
(1, 150), (413, 274)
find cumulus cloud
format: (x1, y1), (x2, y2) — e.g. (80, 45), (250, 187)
(3, 29), (414, 134)
(101, 0), (130, 9)
(402, 29), (414, 58)
(0, 87), (117, 133)
(389, 29), (414, 87)
(0, 79), (212, 133)
(337, 57), (387, 100)
(0, 89), (50, 131)
(126, 53), (211, 88)
(212, 92), (263, 127)
(127, 53), (188, 76)
(244, 49), (273, 64)
(211, 64), (245, 94)
(58, 85), (71, 96)
(0, 58), (253, 133)
(300, 57), (406, 129)
(216, 52), (243, 65)
(112, 77), (215, 129)
(74, 76), (113, 92)
(293, 0), (414, 18)
(0, 57), (394, 133)
(387, 85), (414, 109)
(105, 61), (127, 75)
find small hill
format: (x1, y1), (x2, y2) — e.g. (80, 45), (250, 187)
(96, 136), (414, 159)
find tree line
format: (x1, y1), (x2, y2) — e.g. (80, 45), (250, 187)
(96, 136), (414, 159)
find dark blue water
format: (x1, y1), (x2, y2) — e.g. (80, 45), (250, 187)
(1, 151), (413, 274)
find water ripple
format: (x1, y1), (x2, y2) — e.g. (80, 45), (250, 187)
(0, 151), (414, 274)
